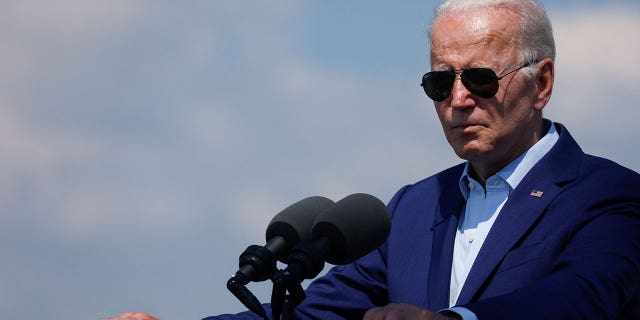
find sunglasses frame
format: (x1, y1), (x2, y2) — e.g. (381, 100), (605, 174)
(421, 62), (535, 102)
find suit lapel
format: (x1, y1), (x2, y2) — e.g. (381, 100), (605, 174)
(455, 177), (560, 304)
(455, 122), (582, 304)
(427, 175), (465, 309)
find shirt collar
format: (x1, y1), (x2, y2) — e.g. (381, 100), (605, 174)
(458, 121), (559, 199)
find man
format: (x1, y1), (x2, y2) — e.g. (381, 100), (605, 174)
(110, 0), (640, 319)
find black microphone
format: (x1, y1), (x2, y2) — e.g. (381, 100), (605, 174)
(269, 193), (391, 320)
(226, 196), (334, 319)
(281, 193), (391, 282)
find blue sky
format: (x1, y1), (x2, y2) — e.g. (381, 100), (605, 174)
(1, 1), (639, 319)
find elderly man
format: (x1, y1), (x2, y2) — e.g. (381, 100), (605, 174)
(110, 0), (640, 319)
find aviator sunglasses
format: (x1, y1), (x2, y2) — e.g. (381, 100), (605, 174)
(420, 62), (534, 102)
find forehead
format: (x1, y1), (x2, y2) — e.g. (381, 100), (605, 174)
(430, 8), (521, 67)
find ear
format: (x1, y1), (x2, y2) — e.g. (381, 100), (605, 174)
(533, 58), (554, 111)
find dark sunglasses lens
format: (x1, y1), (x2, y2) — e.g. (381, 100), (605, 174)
(422, 71), (455, 102)
(461, 68), (499, 98)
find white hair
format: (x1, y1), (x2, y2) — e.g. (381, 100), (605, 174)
(431, 0), (556, 67)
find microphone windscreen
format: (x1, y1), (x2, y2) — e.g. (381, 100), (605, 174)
(266, 196), (335, 245)
(311, 193), (391, 265)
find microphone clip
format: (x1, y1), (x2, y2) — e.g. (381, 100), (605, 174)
(226, 244), (280, 320)
(238, 244), (279, 282)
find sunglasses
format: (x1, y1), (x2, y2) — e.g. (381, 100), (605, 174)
(420, 62), (534, 102)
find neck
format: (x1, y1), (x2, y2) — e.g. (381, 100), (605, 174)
(470, 120), (550, 185)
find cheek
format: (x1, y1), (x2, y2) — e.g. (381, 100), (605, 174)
(434, 104), (450, 123)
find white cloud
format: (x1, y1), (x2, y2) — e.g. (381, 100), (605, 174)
(0, 1), (308, 244)
(227, 188), (287, 241)
(551, 7), (640, 76)
(0, 103), (55, 172)
(4, 0), (138, 34)
(546, 6), (640, 170)
(0, 1), (139, 83)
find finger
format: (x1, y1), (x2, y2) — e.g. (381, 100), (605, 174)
(129, 312), (158, 320)
(104, 312), (158, 320)
(364, 303), (441, 320)
(363, 306), (387, 320)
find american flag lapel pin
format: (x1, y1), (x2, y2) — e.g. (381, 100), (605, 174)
(530, 190), (544, 198)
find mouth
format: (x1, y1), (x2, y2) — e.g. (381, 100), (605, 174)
(452, 123), (484, 132)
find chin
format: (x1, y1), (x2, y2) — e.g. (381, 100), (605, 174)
(454, 145), (491, 162)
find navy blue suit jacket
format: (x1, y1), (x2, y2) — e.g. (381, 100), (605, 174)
(209, 123), (640, 319)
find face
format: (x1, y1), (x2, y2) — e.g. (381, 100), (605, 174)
(430, 8), (548, 179)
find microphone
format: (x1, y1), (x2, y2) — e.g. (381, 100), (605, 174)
(269, 193), (391, 320)
(281, 193), (391, 282)
(226, 196), (334, 319)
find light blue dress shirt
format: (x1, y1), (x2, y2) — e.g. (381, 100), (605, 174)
(444, 122), (559, 320)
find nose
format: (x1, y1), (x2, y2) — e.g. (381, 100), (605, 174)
(450, 76), (475, 108)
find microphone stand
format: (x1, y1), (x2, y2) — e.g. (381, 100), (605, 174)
(227, 274), (268, 320)
(270, 240), (329, 320)
(270, 269), (306, 320)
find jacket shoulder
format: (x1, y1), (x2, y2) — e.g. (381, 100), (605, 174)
(387, 163), (465, 214)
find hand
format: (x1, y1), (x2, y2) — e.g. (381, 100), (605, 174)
(104, 312), (158, 320)
(364, 303), (456, 320)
